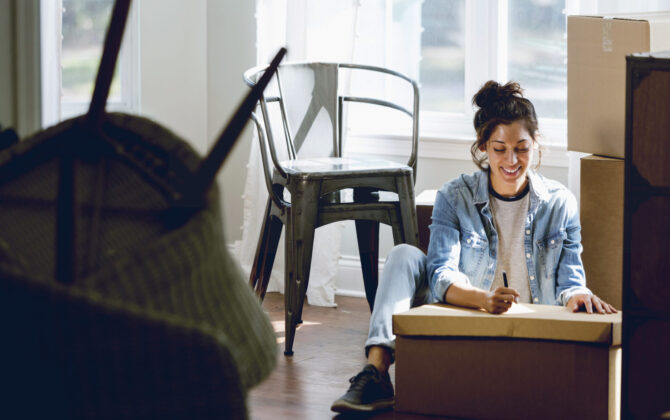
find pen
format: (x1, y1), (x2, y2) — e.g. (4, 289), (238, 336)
(503, 271), (508, 288)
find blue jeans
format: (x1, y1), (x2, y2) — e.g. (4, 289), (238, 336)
(365, 244), (438, 362)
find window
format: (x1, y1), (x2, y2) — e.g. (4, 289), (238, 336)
(507, 0), (566, 120)
(41, 0), (139, 128)
(405, 0), (568, 144)
(419, 0), (466, 114)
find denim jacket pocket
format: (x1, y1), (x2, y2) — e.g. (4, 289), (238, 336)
(536, 229), (567, 278)
(460, 229), (488, 281)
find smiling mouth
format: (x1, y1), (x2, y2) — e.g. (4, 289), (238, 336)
(501, 166), (521, 176)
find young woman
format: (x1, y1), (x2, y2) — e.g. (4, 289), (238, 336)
(331, 80), (617, 414)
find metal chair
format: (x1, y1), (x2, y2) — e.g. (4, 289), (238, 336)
(244, 62), (420, 355)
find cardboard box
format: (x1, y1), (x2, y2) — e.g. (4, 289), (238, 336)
(393, 304), (622, 420)
(568, 14), (670, 158)
(580, 155), (624, 309)
(415, 189), (437, 254)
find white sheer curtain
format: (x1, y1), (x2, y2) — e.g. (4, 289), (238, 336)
(233, 0), (373, 307)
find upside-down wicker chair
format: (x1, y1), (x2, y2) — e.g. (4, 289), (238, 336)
(0, 114), (277, 419)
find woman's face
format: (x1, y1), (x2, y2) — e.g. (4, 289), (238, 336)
(481, 120), (535, 197)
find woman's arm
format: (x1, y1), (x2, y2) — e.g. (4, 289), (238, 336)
(555, 190), (617, 313)
(425, 189), (470, 302)
(445, 283), (520, 314)
(554, 190), (592, 304)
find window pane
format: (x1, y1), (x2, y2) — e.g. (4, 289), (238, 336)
(61, 0), (119, 104)
(507, 0), (566, 119)
(420, 0), (465, 113)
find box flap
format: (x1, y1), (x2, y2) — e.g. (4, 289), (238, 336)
(568, 13), (670, 52)
(569, 12), (670, 22)
(393, 303), (621, 345)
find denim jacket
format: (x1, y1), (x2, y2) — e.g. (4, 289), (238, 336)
(427, 169), (592, 306)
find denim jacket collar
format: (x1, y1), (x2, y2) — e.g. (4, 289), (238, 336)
(473, 169), (550, 213)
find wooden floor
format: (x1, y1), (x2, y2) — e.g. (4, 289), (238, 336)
(248, 292), (453, 420)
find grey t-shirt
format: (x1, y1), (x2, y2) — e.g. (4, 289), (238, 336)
(489, 186), (532, 303)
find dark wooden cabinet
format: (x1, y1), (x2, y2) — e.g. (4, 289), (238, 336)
(623, 52), (670, 420)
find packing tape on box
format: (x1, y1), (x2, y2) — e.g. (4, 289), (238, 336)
(602, 19), (613, 52)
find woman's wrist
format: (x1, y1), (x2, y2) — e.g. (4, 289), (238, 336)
(445, 283), (489, 311)
(475, 288), (489, 310)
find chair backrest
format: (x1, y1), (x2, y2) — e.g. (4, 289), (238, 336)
(276, 63), (340, 159)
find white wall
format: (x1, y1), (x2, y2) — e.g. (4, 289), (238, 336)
(206, 0), (256, 243)
(138, 0), (208, 155)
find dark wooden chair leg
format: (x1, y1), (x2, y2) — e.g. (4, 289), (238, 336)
(256, 215), (283, 300)
(355, 219), (379, 312)
(249, 199), (272, 290)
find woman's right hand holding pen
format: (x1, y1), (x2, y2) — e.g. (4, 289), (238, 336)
(481, 287), (520, 314)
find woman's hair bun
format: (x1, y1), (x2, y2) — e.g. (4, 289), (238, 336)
(470, 80), (540, 170)
(473, 80), (524, 108)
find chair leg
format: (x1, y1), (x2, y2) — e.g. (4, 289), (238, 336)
(249, 198), (283, 301)
(355, 219), (379, 312)
(391, 211), (403, 245)
(283, 220), (297, 356)
(396, 174), (419, 246)
(283, 182), (320, 356)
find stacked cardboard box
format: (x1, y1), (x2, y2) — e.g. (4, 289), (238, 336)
(580, 156), (624, 308)
(568, 14), (670, 309)
(568, 14), (670, 157)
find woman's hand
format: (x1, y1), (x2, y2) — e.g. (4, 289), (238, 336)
(481, 287), (520, 314)
(567, 294), (617, 314)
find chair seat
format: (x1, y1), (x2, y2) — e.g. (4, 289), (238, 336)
(281, 157), (411, 178)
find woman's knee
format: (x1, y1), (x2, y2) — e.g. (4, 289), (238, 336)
(387, 243), (426, 267)
(385, 244), (427, 280)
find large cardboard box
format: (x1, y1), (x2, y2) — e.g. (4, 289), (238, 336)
(394, 304), (622, 420)
(567, 14), (670, 158)
(580, 155), (624, 309)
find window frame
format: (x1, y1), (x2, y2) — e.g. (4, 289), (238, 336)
(40, 0), (140, 128)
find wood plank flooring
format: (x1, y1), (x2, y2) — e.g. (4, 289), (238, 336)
(248, 292), (454, 420)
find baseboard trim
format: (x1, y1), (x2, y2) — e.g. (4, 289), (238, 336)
(334, 289), (367, 298)
(335, 254), (383, 298)
(227, 243), (380, 300)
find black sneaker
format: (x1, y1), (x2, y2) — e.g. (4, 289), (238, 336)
(330, 364), (394, 413)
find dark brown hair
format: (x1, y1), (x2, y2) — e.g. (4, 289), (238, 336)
(471, 80), (541, 170)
